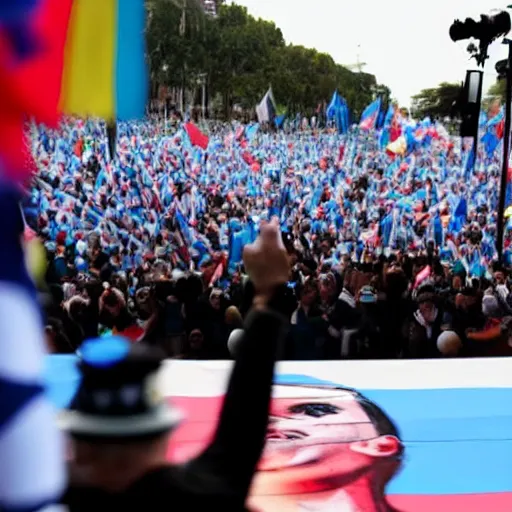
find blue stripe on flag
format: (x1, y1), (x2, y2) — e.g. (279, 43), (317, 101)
(0, 378), (43, 429)
(115, 0), (147, 120)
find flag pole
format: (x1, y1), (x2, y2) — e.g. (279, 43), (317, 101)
(497, 38), (512, 264)
(164, 101), (168, 135)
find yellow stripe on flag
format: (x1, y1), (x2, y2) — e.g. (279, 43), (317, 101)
(60, 0), (117, 120)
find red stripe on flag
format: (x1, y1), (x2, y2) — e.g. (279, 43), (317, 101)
(388, 493), (512, 512)
(0, 0), (72, 179)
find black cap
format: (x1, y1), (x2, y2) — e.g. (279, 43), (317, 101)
(58, 337), (181, 440)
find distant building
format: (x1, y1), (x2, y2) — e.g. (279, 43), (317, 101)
(201, 0), (217, 16)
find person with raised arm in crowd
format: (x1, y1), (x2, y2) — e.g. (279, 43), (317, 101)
(60, 218), (290, 512)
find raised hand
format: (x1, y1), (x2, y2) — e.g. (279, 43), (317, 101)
(243, 218), (290, 299)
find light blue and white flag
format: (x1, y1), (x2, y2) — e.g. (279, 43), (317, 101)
(0, 188), (65, 512)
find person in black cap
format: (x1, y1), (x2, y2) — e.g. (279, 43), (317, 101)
(60, 218), (290, 511)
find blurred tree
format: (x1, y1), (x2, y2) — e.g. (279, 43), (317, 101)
(214, 0), (225, 13)
(486, 79), (506, 104)
(147, 0), (208, 91)
(400, 107), (410, 118)
(373, 84), (391, 106)
(146, 0), (389, 119)
(411, 82), (461, 119)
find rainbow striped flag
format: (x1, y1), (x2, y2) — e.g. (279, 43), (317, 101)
(0, 0), (147, 180)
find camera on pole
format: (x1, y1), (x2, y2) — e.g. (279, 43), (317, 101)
(450, 8), (512, 263)
(449, 11), (511, 67)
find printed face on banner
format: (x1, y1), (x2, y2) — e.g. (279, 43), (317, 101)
(165, 365), (512, 512)
(254, 386), (400, 497)
(168, 382), (403, 511)
(44, 356), (512, 512)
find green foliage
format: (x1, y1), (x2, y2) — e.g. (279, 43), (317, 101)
(486, 79), (507, 104)
(373, 84), (392, 107)
(147, 0), (209, 90)
(411, 82), (461, 120)
(146, 0), (390, 118)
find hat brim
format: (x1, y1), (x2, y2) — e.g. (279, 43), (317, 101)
(416, 292), (436, 304)
(58, 405), (182, 439)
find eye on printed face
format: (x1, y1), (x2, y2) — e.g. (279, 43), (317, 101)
(258, 387), (378, 474)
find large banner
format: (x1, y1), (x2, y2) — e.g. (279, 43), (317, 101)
(46, 357), (512, 511)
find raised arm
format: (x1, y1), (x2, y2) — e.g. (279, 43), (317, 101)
(190, 219), (290, 503)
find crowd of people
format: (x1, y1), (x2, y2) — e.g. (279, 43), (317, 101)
(61, 219), (291, 510)
(25, 115), (512, 361)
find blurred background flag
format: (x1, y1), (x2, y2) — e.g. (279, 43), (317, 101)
(386, 136), (407, 157)
(379, 104), (396, 148)
(326, 91), (350, 134)
(360, 97), (382, 130)
(184, 122), (209, 150)
(245, 123), (260, 141)
(275, 114), (286, 130)
(481, 106), (505, 158)
(256, 88), (277, 124)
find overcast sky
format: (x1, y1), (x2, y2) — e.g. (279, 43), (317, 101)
(232, 0), (510, 107)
